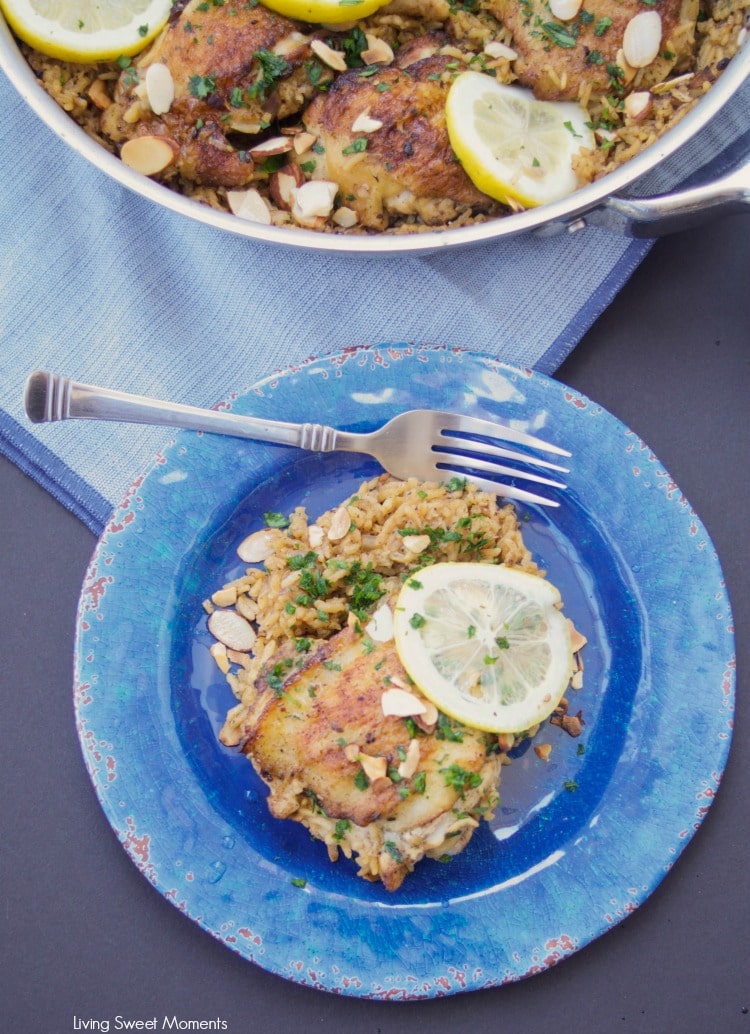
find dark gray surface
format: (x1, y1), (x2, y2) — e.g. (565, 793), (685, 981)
(1, 216), (748, 1034)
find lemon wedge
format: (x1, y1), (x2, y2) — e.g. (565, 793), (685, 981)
(445, 71), (595, 208)
(393, 562), (574, 734)
(258, 0), (390, 25)
(0, 0), (172, 62)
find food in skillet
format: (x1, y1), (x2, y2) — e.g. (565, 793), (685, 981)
(10, 0), (747, 232)
(206, 475), (585, 891)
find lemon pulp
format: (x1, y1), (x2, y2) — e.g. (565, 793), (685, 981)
(258, 0), (390, 24)
(446, 72), (595, 208)
(393, 562), (574, 734)
(0, 0), (172, 61)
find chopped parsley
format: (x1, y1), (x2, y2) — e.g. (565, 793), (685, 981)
(541, 22), (578, 48)
(441, 763), (482, 798)
(188, 73), (217, 99)
(248, 49), (290, 101)
(264, 511), (290, 529)
(333, 819), (351, 841)
(342, 137), (368, 155)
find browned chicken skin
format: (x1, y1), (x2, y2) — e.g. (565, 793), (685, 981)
(232, 623), (504, 891)
(490, 0), (699, 101)
(301, 45), (497, 231)
(101, 0), (326, 187)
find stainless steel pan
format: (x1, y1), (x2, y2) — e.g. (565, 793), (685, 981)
(1, 13), (748, 255)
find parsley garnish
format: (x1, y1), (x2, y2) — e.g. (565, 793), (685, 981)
(441, 763), (482, 798)
(342, 137), (368, 155)
(248, 49), (290, 101)
(188, 73), (217, 99)
(541, 22), (578, 48)
(264, 511), (290, 529)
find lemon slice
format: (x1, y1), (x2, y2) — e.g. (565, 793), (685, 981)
(445, 71), (595, 208)
(258, 0), (390, 25)
(393, 562), (574, 734)
(0, 0), (172, 62)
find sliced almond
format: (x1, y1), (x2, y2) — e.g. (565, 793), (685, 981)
(483, 41), (518, 61)
(332, 206), (358, 228)
(227, 648), (252, 668)
(291, 180), (338, 224)
(249, 135), (294, 159)
(414, 699), (439, 732)
(624, 89), (653, 119)
(88, 77), (111, 111)
(651, 72), (693, 95)
(567, 619), (588, 653)
(402, 534), (431, 554)
(571, 669), (584, 690)
(622, 11), (662, 69)
(235, 595), (258, 622)
(311, 38), (348, 71)
(534, 743), (553, 762)
(397, 738), (421, 780)
(237, 528), (278, 563)
(615, 48), (637, 85)
(327, 504), (351, 542)
(145, 62), (175, 115)
(351, 112), (383, 133)
(226, 188), (272, 225)
(364, 602), (394, 643)
(548, 0), (582, 19)
(211, 585), (238, 608)
(344, 743), (361, 763)
(308, 524), (325, 547)
(381, 687), (427, 718)
(497, 732), (516, 753)
(272, 30), (310, 57)
(293, 131), (318, 155)
(358, 752), (388, 783)
(269, 163), (305, 210)
(209, 642), (230, 674)
(208, 609), (257, 652)
(362, 35), (395, 66)
(120, 135), (175, 175)
(438, 44), (465, 61)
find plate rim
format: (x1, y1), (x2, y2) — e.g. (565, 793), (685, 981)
(73, 344), (735, 999)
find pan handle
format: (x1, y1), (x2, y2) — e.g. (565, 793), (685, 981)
(581, 154), (750, 237)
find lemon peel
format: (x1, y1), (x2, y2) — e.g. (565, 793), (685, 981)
(258, 0), (390, 25)
(0, 0), (172, 62)
(393, 562), (574, 734)
(446, 71), (595, 209)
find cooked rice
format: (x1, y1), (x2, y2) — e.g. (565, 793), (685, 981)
(19, 0), (746, 233)
(208, 473), (538, 733)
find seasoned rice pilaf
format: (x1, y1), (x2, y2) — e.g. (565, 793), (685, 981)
(204, 475), (585, 890)
(17, 0), (749, 235)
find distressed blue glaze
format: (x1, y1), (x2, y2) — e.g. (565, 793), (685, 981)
(74, 344), (735, 998)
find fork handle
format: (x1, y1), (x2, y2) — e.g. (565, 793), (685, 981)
(24, 371), (344, 452)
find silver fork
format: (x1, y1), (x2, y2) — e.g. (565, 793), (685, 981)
(24, 371), (570, 507)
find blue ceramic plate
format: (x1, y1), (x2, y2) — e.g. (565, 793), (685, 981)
(74, 345), (735, 999)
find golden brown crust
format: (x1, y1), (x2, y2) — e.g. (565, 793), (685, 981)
(490, 0), (699, 101)
(102, 0), (326, 186)
(302, 50), (496, 230)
